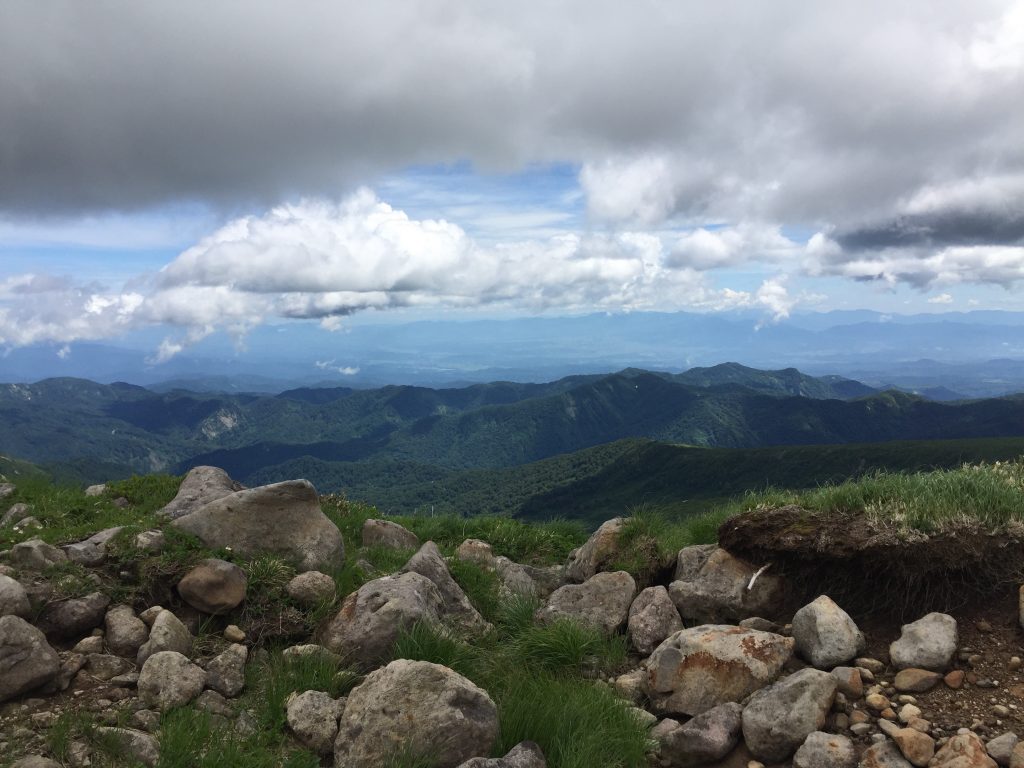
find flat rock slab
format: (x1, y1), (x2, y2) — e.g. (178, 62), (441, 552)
(158, 466), (242, 520)
(644, 625), (794, 716)
(172, 479), (344, 572)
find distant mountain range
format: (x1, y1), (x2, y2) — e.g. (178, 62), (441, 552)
(2, 363), (1024, 505)
(3, 310), (1024, 397)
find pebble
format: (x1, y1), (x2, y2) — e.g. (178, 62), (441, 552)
(945, 671), (966, 689)
(993, 705), (1011, 718)
(857, 658), (886, 674)
(851, 723), (873, 737)
(1009, 658), (1022, 672)
(224, 625), (246, 643)
(867, 693), (891, 712)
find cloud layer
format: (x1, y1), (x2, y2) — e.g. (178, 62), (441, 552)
(0, 191), (804, 356)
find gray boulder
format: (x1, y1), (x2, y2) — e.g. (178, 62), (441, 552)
(134, 530), (167, 552)
(8, 538), (67, 570)
(63, 526), (123, 566)
(402, 541), (491, 635)
(627, 585), (682, 656)
(320, 571), (445, 668)
(652, 702), (743, 768)
(177, 558), (248, 615)
(286, 571), (337, 606)
(0, 615), (61, 702)
(286, 689), (344, 754)
(986, 733), (1018, 767)
(741, 667), (838, 763)
(94, 727), (160, 767)
(644, 625), (794, 716)
(889, 613), (958, 671)
(104, 604), (148, 657)
(0, 573), (30, 618)
(669, 546), (784, 623)
(138, 651), (206, 711)
(363, 518), (420, 550)
(11, 758), (62, 768)
(0, 482), (15, 499)
(36, 592), (110, 639)
(860, 741), (914, 768)
(1, 502), (30, 528)
(84, 483), (107, 497)
(536, 571), (636, 635)
(172, 479), (344, 572)
(205, 643), (248, 697)
(335, 659), (499, 768)
(456, 742), (547, 768)
(158, 465), (242, 520)
(791, 595), (865, 669)
(456, 539), (496, 568)
(566, 517), (626, 582)
(85, 652), (134, 681)
(137, 609), (192, 665)
(794, 731), (857, 768)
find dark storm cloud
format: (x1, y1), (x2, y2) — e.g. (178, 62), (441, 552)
(837, 210), (1024, 251)
(1, 0), (1022, 234)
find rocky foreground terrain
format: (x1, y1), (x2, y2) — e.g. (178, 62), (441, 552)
(3, 467), (1024, 768)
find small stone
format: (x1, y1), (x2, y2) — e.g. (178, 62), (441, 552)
(850, 723), (873, 737)
(946, 670), (966, 689)
(891, 728), (936, 767)
(205, 643), (247, 697)
(894, 668), (943, 693)
(850, 710), (871, 726)
(900, 704), (922, 724)
(177, 558), (247, 615)
(286, 571), (336, 607)
(856, 658), (886, 674)
(139, 605), (163, 626)
(1009, 658), (1022, 672)
(72, 635), (105, 654)
(867, 693), (891, 712)
(832, 667), (864, 698)
(986, 732), (1018, 766)
(287, 689), (343, 754)
(977, 621), (993, 633)
(223, 625), (245, 643)
(994, 706), (1011, 718)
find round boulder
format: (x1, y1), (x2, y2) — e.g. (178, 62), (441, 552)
(644, 625), (794, 716)
(791, 595), (865, 669)
(628, 585), (683, 656)
(889, 613), (958, 671)
(536, 571), (636, 635)
(177, 558), (248, 615)
(335, 659), (498, 768)
(138, 651), (206, 711)
(0, 615), (61, 703)
(0, 574), (30, 618)
(286, 571), (337, 606)
(362, 518), (420, 550)
(741, 668), (838, 763)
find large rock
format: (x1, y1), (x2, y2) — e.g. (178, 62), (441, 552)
(11, 758), (62, 768)
(137, 609), (192, 665)
(861, 741), (915, 768)
(644, 625), (794, 716)
(791, 595), (865, 669)
(0, 615), (61, 702)
(456, 742), (547, 768)
(932, 732), (997, 768)
(794, 731), (857, 768)
(205, 643), (247, 697)
(36, 592), (111, 639)
(104, 604), (148, 657)
(0, 574), (30, 618)
(628, 586), (683, 656)
(93, 727), (160, 767)
(889, 613), (958, 671)
(0, 482), (15, 499)
(287, 689), (344, 754)
(1, 502), (30, 528)
(653, 702), (743, 768)
(320, 571), (445, 668)
(177, 558), (248, 615)
(158, 465), (241, 520)
(363, 518), (420, 550)
(172, 480), (344, 572)
(741, 667), (837, 763)
(286, 571), (336, 606)
(335, 660), (498, 768)
(138, 651), (206, 711)
(669, 546), (784, 623)
(63, 527), (123, 566)
(566, 517), (626, 582)
(536, 571), (636, 635)
(402, 541), (490, 635)
(8, 538), (67, 570)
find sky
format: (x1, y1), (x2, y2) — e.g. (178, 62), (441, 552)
(1, 1), (1023, 363)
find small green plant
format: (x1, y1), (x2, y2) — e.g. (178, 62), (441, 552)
(446, 557), (501, 623)
(509, 619), (628, 674)
(392, 621), (479, 678)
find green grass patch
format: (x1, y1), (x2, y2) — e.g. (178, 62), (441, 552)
(723, 459), (1024, 532)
